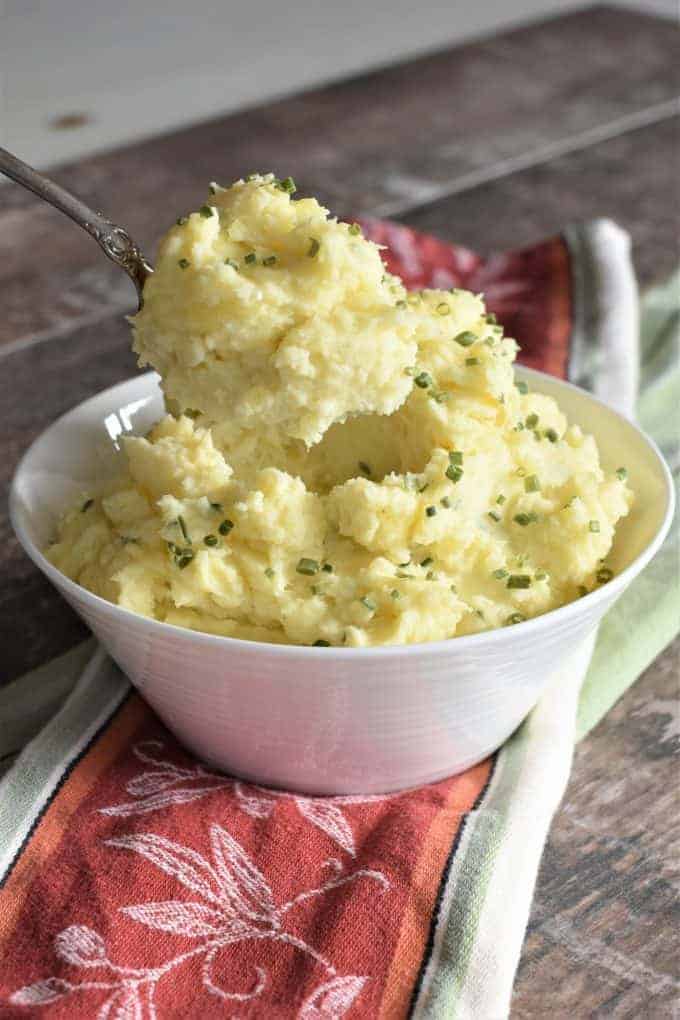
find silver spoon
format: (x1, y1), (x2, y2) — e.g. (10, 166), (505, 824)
(0, 146), (153, 308)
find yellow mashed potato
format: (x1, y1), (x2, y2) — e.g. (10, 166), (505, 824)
(47, 174), (633, 647)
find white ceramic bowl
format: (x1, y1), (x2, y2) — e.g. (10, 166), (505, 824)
(10, 370), (674, 794)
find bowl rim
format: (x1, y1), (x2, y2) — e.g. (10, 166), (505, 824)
(10, 366), (676, 660)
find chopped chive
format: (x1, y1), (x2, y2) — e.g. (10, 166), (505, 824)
(544, 428), (558, 443)
(398, 560), (411, 567)
(177, 552), (194, 569)
(308, 238), (320, 257)
(390, 589), (401, 599)
(218, 519), (234, 536)
(322, 563), (334, 573)
(348, 222), (362, 236)
(358, 461), (372, 477)
(535, 571), (548, 581)
(396, 299), (407, 309)
(449, 450), (463, 466)
(414, 371), (433, 389)
(224, 258), (239, 270)
(432, 390), (449, 403)
(596, 566), (614, 583)
(396, 571), (413, 579)
(446, 464), (463, 483)
(210, 502), (223, 512)
(578, 585), (589, 597)
(360, 595), (377, 612)
(513, 512), (538, 526)
(265, 566), (275, 578)
(313, 639), (331, 646)
(525, 413), (539, 429)
(514, 422), (525, 432)
(204, 534), (218, 547)
(516, 467), (527, 477)
(616, 467), (628, 481)
(524, 474), (541, 493)
(178, 258), (191, 269)
(533, 430), (542, 442)
(488, 511), (502, 522)
(81, 498), (94, 513)
(426, 570), (436, 580)
(296, 557), (320, 575)
(436, 302), (450, 316)
(199, 205), (214, 218)
(465, 357), (480, 366)
(176, 216), (188, 226)
(506, 612), (526, 625)
(177, 516), (191, 543)
(454, 331), (476, 347)
(441, 497), (451, 508)
(425, 505), (437, 517)
(277, 176), (296, 194)
(507, 574), (532, 589)
(486, 312), (498, 324)
(404, 366), (416, 376)
(589, 520), (601, 533)
(166, 541), (179, 554)
(183, 408), (201, 419)
(420, 556), (434, 567)
(244, 252), (257, 264)
(516, 380), (529, 394)
(418, 482), (429, 492)
(496, 494), (506, 505)
(493, 568), (508, 579)
(262, 255), (277, 266)
(121, 536), (139, 545)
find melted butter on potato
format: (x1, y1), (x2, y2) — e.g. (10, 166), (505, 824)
(47, 175), (633, 646)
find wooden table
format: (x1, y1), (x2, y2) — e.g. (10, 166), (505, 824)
(1, 5), (677, 1015)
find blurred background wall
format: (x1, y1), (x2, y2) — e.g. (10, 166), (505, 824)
(1, 0), (676, 169)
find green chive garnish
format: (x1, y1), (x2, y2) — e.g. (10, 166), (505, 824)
(525, 413), (539, 429)
(436, 302), (450, 315)
(348, 223), (362, 236)
(414, 371), (433, 389)
(513, 512), (538, 526)
(488, 511), (501, 522)
(535, 571), (548, 581)
(425, 506), (437, 517)
(420, 556), (434, 567)
(177, 516), (190, 543)
(446, 464), (463, 483)
(578, 585), (589, 597)
(204, 534), (218, 547)
(465, 357), (479, 366)
(454, 331), (476, 347)
(81, 499), (94, 512)
(507, 574), (532, 589)
(441, 497), (451, 508)
(360, 595), (377, 612)
(390, 589), (401, 599)
(493, 568), (508, 579)
(313, 639), (331, 646)
(449, 451), (463, 466)
(183, 408), (201, 419)
(426, 570), (436, 580)
(277, 176), (296, 194)
(210, 502), (223, 512)
(296, 557), (319, 575)
(244, 252), (257, 264)
(322, 563), (333, 573)
(224, 258), (239, 271)
(177, 552), (194, 569)
(589, 520), (600, 533)
(616, 467), (628, 481)
(516, 380), (528, 394)
(219, 519), (234, 536)
(358, 461), (372, 477)
(486, 312), (497, 324)
(308, 238), (320, 257)
(544, 428), (558, 443)
(178, 258), (190, 269)
(265, 567), (275, 578)
(496, 494), (506, 504)
(596, 566), (614, 583)
(199, 205), (214, 218)
(262, 255), (277, 266)
(524, 475), (541, 493)
(506, 612), (526, 625)
(396, 299), (407, 309)
(176, 216), (188, 226)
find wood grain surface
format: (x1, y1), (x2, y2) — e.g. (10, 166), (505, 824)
(0, 5), (677, 1016)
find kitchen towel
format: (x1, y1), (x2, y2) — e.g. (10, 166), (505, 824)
(1, 222), (677, 1019)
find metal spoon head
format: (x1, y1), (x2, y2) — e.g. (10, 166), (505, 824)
(98, 224), (153, 310)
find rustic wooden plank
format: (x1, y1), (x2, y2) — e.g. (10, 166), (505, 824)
(512, 637), (680, 1018)
(1, 6), (677, 348)
(400, 116), (679, 287)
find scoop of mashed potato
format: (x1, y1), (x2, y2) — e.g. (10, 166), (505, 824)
(47, 175), (633, 647)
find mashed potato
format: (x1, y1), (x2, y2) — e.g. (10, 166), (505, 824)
(47, 174), (633, 646)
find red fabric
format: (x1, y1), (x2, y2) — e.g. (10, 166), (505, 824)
(0, 223), (573, 1019)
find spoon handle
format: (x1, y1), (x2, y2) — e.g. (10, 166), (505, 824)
(0, 146), (152, 306)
